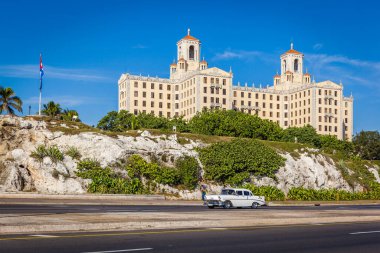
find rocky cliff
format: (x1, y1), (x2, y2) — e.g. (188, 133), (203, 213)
(0, 115), (377, 199)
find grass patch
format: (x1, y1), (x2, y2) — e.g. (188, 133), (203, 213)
(371, 160), (380, 168)
(65, 146), (81, 160)
(177, 132), (234, 144)
(177, 137), (191, 145)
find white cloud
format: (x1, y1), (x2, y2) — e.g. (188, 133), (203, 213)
(313, 43), (323, 50)
(305, 53), (380, 92)
(0, 64), (112, 82)
(23, 95), (104, 107)
(213, 50), (263, 61)
(306, 53), (380, 69)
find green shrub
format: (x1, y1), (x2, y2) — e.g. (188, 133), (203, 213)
(286, 187), (380, 201)
(281, 125), (320, 146)
(76, 158), (144, 194)
(46, 146), (64, 163)
(199, 138), (285, 185)
(244, 184), (285, 201)
(31, 145), (48, 162)
(31, 145), (63, 163)
(156, 167), (180, 185)
(65, 146), (81, 160)
(188, 109), (283, 140)
(125, 155), (180, 187)
(175, 156), (200, 189)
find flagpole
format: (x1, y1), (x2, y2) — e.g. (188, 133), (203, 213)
(38, 53), (43, 116)
(38, 79), (42, 116)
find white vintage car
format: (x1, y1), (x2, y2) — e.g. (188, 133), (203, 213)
(205, 188), (266, 209)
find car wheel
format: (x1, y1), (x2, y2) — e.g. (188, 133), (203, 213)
(251, 202), (259, 209)
(208, 206), (215, 209)
(223, 201), (232, 209)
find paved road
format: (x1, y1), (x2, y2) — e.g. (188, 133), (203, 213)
(1, 203), (380, 214)
(1, 222), (380, 252)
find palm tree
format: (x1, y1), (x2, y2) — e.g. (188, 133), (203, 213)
(0, 86), (23, 116)
(61, 109), (79, 121)
(130, 114), (139, 130)
(42, 101), (62, 118)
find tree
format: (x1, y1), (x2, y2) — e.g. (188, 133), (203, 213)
(135, 112), (170, 129)
(114, 110), (137, 131)
(97, 111), (119, 131)
(353, 131), (380, 160)
(282, 125), (320, 146)
(199, 138), (285, 185)
(319, 134), (354, 156)
(61, 109), (80, 121)
(42, 101), (62, 118)
(0, 86), (23, 115)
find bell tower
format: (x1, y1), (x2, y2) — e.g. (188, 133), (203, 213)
(280, 43), (304, 84)
(176, 29), (201, 72)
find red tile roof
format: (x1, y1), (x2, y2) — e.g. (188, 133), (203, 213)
(182, 35), (199, 41)
(284, 49), (302, 55)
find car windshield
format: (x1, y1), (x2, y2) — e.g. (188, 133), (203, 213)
(221, 189), (235, 195)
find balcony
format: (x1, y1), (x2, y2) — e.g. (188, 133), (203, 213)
(324, 113), (335, 118)
(210, 83), (222, 89)
(240, 105), (261, 111)
(210, 102), (222, 108)
(324, 95), (335, 100)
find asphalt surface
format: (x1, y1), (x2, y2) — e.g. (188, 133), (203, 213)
(1, 222), (380, 252)
(1, 203), (380, 214)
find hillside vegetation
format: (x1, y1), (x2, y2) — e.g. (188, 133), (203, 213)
(4, 113), (378, 201)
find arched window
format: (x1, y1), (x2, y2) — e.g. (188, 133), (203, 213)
(189, 46), (194, 60)
(283, 60), (287, 72)
(294, 59), (299, 72)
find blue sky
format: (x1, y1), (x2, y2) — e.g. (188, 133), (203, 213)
(1, 0), (379, 132)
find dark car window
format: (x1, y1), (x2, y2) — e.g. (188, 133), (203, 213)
(243, 191), (250, 196)
(221, 189), (236, 195)
(237, 190), (243, 196)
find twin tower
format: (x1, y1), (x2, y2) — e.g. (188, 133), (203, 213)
(169, 29), (311, 88)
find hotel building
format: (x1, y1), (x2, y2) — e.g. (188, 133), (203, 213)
(118, 30), (353, 140)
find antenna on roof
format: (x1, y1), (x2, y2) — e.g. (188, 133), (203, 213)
(187, 28), (190, 35)
(290, 37), (294, 49)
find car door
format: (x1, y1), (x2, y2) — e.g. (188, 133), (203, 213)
(235, 190), (245, 207)
(243, 191), (251, 206)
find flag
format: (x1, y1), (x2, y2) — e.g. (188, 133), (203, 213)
(39, 54), (44, 91)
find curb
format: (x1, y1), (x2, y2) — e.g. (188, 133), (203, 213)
(0, 193), (165, 201)
(268, 201), (380, 206)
